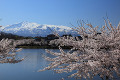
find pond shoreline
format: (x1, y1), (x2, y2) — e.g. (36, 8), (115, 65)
(16, 45), (72, 49)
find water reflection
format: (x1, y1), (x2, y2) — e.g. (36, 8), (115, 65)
(0, 49), (74, 80)
(19, 49), (48, 71)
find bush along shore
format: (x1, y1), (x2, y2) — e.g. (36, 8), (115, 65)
(16, 34), (79, 49)
(0, 32), (81, 49)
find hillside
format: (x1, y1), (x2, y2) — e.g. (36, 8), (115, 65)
(1, 22), (78, 37)
(0, 32), (32, 40)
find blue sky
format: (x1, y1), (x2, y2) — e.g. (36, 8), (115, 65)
(0, 0), (120, 27)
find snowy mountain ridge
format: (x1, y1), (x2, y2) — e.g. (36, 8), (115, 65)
(1, 22), (77, 37)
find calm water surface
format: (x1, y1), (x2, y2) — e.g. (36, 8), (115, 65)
(0, 49), (110, 80)
(0, 49), (76, 80)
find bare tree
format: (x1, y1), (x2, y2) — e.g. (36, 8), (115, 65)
(39, 19), (120, 80)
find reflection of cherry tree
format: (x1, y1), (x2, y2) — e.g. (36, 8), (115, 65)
(40, 20), (120, 80)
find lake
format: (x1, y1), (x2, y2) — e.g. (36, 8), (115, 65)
(0, 49), (76, 80)
(1, 49), (116, 80)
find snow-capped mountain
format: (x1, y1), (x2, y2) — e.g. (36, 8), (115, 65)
(1, 22), (78, 37)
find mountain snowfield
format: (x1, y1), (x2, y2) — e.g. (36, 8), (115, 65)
(1, 22), (78, 37)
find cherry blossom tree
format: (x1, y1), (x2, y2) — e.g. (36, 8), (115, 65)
(0, 38), (24, 63)
(39, 19), (120, 80)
